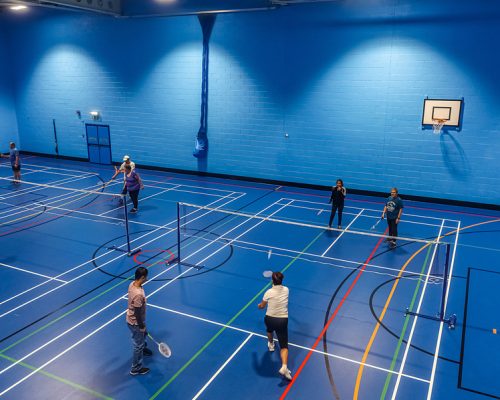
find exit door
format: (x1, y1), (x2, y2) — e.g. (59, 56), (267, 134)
(86, 124), (112, 164)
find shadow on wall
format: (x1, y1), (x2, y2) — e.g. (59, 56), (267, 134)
(440, 132), (470, 178)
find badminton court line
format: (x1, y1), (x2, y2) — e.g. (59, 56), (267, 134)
(0, 163), (83, 178)
(192, 333), (254, 400)
(0, 173), (98, 203)
(0, 261), (187, 394)
(0, 192), (243, 314)
(0, 199), (290, 395)
(179, 202), (438, 245)
(426, 222), (460, 400)
(389, 219), (446, 400)
(227, 239), (439, 282)
(13, 160), (102, 176)
(141, 176), (246, 195)
(282, 197), (461, 224)
(0, 262), (68, 283)
(146, 302), (430, 385)
(321, 209), (364, 256)
(0, 190), (242, 309)
(0, 178), (121, 220)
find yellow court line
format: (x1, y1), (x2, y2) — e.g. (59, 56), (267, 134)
(353, 218), (500, 400)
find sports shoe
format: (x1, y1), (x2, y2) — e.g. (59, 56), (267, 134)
(279, 366), (292, 380)
(337, 225), (342, 229)
(130, 367), (150, 376)
(143, 347), (153, 356)
(130, 208), (138, 213)
(268, 340), (275, 352)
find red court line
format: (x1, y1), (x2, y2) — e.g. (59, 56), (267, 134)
(279, 231), (387, 399)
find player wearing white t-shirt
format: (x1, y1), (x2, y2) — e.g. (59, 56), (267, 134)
(258, 271), (292, 381)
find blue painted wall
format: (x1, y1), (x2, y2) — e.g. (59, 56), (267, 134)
(0, 24), (18, 150)
(4, 0), (500, 204)
(208, 0), (500, 204)
(7, 11), (202, 167)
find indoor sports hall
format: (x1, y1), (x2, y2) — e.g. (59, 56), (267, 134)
(0, 1), (499, 399)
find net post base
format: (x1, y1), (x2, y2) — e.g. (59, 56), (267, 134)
(405, 309), (457, 330)
(107, 245), (142, 257)
(168, 257), (204, 271)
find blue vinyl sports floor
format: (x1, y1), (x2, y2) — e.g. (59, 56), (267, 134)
(0, 155), (499, 400)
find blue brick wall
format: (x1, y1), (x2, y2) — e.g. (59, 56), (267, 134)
(207, 0), (500, 204)
(0, 26), (18, 150)
(9, 11), (202, 168)
(4, 0), (500, 204)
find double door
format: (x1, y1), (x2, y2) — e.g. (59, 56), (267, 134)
(86, 124), (112, 164)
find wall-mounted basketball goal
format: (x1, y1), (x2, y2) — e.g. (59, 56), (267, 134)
(422, 98), (463, 134)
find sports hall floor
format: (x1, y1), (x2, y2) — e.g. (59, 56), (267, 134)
(0, 155), (499, 400)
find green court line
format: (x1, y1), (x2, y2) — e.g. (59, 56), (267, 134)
(380, 244), (434, 399)
(0, 353), (113, 400)
(149, 229), (327, 400)
(0, 270), (136, 354)
(0, 202), (279, 392)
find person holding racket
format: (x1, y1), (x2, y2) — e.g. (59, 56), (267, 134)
(258, 271), (292, 381)
(111, 155), (135, 200)
(124, 164), (144, 213)
(381, 187), (404, 248)
(328, 179), (346, 229)
(126, 267), (153, 376)
(1, 142), (21, 183)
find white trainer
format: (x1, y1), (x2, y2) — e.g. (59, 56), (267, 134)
(279, 366), (292, 380)
(268, 340), (275, 352)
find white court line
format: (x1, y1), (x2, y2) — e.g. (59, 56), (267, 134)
(282, 197), (460, 223)
(0, 179), (120, 220)
(13, 161), (101, 176)
(0, 164), (88, 178)
(0, 197), (288, 395)
(0, 173), (97, 202)
(279, 202), (457, 230)
(192, 333), (254, 399)
(143, 177), (244, 194)
(179, 202), (438, 245)
(139, 182), (242, 199)
(0, 262), (67, 283)
(0, 191), (243, 312)
(97, 184), (182, 217)
(390, 219), (446, 400)
(321, 209), (364, 257)
(147, 303), (430, 384)
(426, 222), (460, 400)
(180, 231), (443, 281)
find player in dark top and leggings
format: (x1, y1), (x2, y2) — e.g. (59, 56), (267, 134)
(382, 187), (404, 248)
(329, 179), (346, 229)
(124, 165), (144, 213)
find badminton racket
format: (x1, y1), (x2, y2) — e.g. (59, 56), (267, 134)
(371, 218), (382, 230)
(263, 270), (273, 278)
(147, 333), (172, 358)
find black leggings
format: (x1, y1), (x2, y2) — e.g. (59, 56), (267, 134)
(329, 204), (344, 226)
(129, 189), (139, 209)
(387, 218), (398, 240)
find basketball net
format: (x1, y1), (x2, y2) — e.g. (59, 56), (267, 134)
(432, 119), (446, 134)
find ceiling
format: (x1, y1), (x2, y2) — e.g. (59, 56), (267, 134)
(0, 0), (337, 18)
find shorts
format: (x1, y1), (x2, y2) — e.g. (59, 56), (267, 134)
(264, 315), (288, 349)
(11, 165), (21, 172)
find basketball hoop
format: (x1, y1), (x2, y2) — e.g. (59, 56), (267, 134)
(432, 119), (446, 134)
